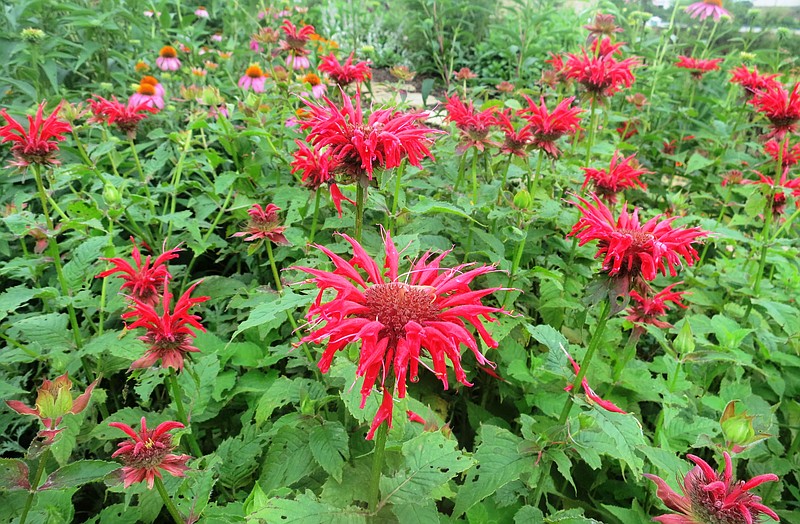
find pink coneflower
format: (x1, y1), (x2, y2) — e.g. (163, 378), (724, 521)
(140, 76), (165, 98)
(645, 452), (779, 523)
(730, 65), (781, 95)
(294, 230), (507, 439)
(211, 32), (223, 43)
(301, 91), (440, 179)
(675, 55), (723, 79)
(563, 38), (639, 100)
(741, 168), (800, 215)
(121, 281), (209, 371)
(156, 45), (181, 71)
(232, 203), (289, 245)
(238, 64), (266, 92)
(444, 95), (499, 154)
(96, 238), (181, 307)
(685, 0), (732, 22)
(194, 6), (209, 18)
(109, 418), (191, 489)
(302, 73), (327, 99)
(568, 194), (707, 292)
(520, 95), (583, 158)
(764, 138), (800, 167)
(0, 100), (71, 168)
(749, 83), (800, 139)
(129, 83), (164, 110)
(626, 282), (688, 330)
(290, 141), (354, 217)
(319, 53), (372, 87)
(249, 38), (261, 52)
(88, 95), (158, 139)
(581, 152), (651, 203)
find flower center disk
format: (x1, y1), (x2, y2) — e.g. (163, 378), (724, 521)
(363, 282), (439, 339)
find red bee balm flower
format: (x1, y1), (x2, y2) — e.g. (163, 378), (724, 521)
(568, 194), (707, 286)
(109, 418), (191, 489)
(445, 95), (499, 154)
(294, 230), (507, 439)
(493, 109), (533, 158)
(88, 95), (158, 139)
(291, 141), (354, 217)
(749, 83), (800, 139)
(730, 65), (781, 94)
(627, 282), (688, 330)
(645, 452), (779, 523)
(302, 91), (439, 179)
(741, 168), (800, 215)
(122, 281), (209, 371)
(0, 101), (71, 168)
(675, 55), (723, 79)
(319, 52), (372, 86)
(96, 238), (181, 307)
(581, 151), (651, 203)
(564, 38), (639, 100)
(764, 139), (800, 167)
(232, 203), (289, 245)
(520, 95), (583, 158)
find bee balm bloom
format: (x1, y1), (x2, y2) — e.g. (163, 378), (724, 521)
(749, 83), (800, 139)
(563, 38), (639, 100)
(88, 95), (158, 139)
(238, 64), (267, 92)
(294, 230), (506, 439)
(626, 282), (688, 330)
(0, 101), (71, 168)
(521, 95), (583, 158)
(319, 52), (372, 87)
(581, 151), (651, 203)
(445, 95), (499, 154)
(645, 452), (779, 523)
(232, 203), (289, 245)
(156, 45), (181, 71)
(109, 418), (191, 489)
(96, 238), (181, 307)
(675, 56), (723, 79)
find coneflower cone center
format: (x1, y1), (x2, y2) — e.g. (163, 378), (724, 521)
(363, 282), (439, 339)
(703, 0), (723, 6)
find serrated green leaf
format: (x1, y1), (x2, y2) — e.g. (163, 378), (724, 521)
(39, 460), (119, 490)
(684, 153), (714, 174)
(230, 290), (311, 341)
(62, 236), (108, 291)
(580, 409), (645, 476)
(309, 421), (350, 483)
(0, 459), (30, 490)
(246, 490), (366, 523)
(260, 425), (316, 494)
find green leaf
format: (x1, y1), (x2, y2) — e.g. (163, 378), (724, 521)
(62, 236), (108, 291)
(0, 459), (30, 490)
(245, 490), (366, 523)
(453, 425), (533, 517)
(259, 425), (316, 494)
(684, 152), (714, 175)
(381, 431), (473, 507)
(7, 313), (72, 352)
(407, 196), (484, 226)
(39, 460), (119, 490)
(309, 421), (350, 483)
(230, 290), (311, 341)
(578, 409), (645, 475)
(0, 285), (56, 322)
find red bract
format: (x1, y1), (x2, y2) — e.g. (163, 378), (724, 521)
(109, 417), (191, 489)
(88, 95), (158, 139)
(749, 83), (800, 139)
(290, 141), (354, 217)
(302, 91), (439, 179)
(294, 230), (506, 439)
(581, 152), (651, 203)
(232, 203), (290, 245)
(741, 168), (800, 215)
(675, 55), (723, 78)
(730, 65), (781, 94)
(564, 39), (639, 100)
(568, 194), (707, 287)
(520, 95), (583, 158)
(444, 95), (499, 154)
(764, 139), (800, 167)
(626, 282), (688, 330)
(494, 109), (533, 158)
(122, 281), (209, 371)
(96, 238), (181, 307)
(564, 351), (625, 413)
(319, 52), (372, 86)
(0, 101), (71, 168)
(645, 452), (779, 524)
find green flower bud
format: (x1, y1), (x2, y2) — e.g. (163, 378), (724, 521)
(103, 184), (121, 206)
(513, 189), (533, 210)
(21, 28), (45, 42)
(674, 321), (695, 355)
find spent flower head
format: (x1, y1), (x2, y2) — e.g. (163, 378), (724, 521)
(232, 203), (290, 245)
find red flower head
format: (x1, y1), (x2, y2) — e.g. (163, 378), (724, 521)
(88, 95), (158, 139)
(454, 67), (478, 81)
(675, 55), (723, 79)
(568, 194), (707, 291)
(96, 238), (181, 307)
(0, 101), (71, 168)
(290, 141), (354, 217)
(564, 39), (639, 100)
(280, 19), (315, 50)
(319, 52), (372, 86)
(232, 203), (290, 245)
(730, 65), (781, 95)
(109, 417), (191, 489)
(121, 281), (209, 371)
(749, 83), (800, 139)
(302, 91), (440, 179)
(645, 452), (779, 524)
(494, 109), (533, 158)
(294, 230), (507, 439)
(581, 151), (651, 203)
(764, 138), (800, 167)
(741, 168), (800, 216)
(626, 282), (688, 330)
(7, 373), (99, 444)
(520, 95), (583, 158)
(444, 95), (499, 154)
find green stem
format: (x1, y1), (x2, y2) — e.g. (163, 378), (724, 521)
(501, 225), (528, 309)
(355, 180), (366, 242)
(583, 98), (598, 169)
(309, 189), (322, 244)
(497, 156), (512, 204)
(530, 149), (545, 195)
(470, 148), (479, 204)
(368, 408), (390, 512)
(129, 138), (157, 217)
(558, 299), (611, 424)
(454, 153), (467, 192)
(19, 448), (50, 524)
(167, 369), (203, 458)
(153, 475), (184, 524)
(165, 130), (194, 241)
(391, 162), (406, 219)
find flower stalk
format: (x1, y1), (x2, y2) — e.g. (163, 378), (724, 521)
(166, 369), (203, 458)
(19, 448), (50, 524)
(154, 475), (184, 524)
